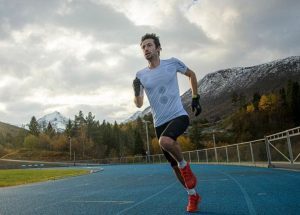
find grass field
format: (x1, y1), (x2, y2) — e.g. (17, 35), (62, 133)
(0, 169), (90, 187)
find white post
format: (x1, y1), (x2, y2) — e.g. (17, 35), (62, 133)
(69, 136), (72, 160)
(73, 151), (76, 166)
(213, 133), (218, 162)
(286, 132), (294, 164)
(250, 142), (255, 164)
(237, 145), (240, 163)
(143, 120), (151, 163)
(226, 146), (229, 163)
(265, 136), (272, 167)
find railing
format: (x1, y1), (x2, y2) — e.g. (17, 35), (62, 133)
(94, 126), (300, 168)
(265, 126), (300, 167)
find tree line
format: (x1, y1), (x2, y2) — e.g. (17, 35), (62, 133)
(230, 80), (300, 142)
(1, 80), (299, 160)
(23, 110), (198, 160)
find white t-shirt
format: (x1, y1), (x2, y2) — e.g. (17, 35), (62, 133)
(136, 57), (188, 127)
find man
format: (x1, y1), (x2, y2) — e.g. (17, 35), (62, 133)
(132, 33), (202, 213)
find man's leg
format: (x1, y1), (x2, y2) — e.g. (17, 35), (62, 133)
(162, 148), (197, 194)
(160, 139), (201, 212)
(159, 137), (183, 163)
(159, 136), (196, 189)
(172, 166), (185, 187)
(160, 147), (185, 186)
(156, 115), (201, 212)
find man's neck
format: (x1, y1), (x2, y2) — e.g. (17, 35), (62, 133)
(148, 57), (160, 69)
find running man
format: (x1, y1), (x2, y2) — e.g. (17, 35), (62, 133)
(132, 33), (202, 213)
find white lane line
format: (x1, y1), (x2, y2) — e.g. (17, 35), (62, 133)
(198, 178), (229, 182)
(257, 193), (267, 196)
(70, 200), (134, 204)
(282, 173), (300, 178)
(219, 171), (257, 215)
(117, 181), (177, 215)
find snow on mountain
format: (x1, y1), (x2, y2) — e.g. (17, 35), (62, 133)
(123, 107), (152, 123)
(37, 111), (69, 132)
(198, 56), (300, 99)
(126, 56), (300, 122)
(123, 111), (142, 123)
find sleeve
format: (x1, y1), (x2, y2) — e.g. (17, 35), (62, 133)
(173, 57), (188, 74)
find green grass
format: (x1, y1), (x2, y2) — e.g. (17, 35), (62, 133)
(0, 169), (90, 187)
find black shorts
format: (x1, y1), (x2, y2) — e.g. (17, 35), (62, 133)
(155, 115), (190, 167)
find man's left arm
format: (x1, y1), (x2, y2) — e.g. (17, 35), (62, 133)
(184, 68), (198, 97)
(184, 68), (202, 116)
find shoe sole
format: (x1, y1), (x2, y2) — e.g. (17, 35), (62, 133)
(187, 196), (202, 213)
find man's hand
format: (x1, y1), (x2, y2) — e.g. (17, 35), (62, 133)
(191, 94), (201, 116)
(133, 77), (142, 97)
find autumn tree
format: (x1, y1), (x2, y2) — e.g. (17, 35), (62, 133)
(24, 134), (39, 150)
(246, 103), (255, 113)
(258, 94), (278, 111)
(151, 137), (161, 154)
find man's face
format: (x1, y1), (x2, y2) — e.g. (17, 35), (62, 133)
(140, 38), (160, 60)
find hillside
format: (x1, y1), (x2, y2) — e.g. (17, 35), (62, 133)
(185, 56), (300, 121)
(0, 122), (25, 137)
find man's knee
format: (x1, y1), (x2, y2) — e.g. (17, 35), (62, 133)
(159, 136), (175, 150)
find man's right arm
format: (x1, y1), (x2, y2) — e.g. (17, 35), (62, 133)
(133, 77), (144, 108)
(134, 96), (143, 108)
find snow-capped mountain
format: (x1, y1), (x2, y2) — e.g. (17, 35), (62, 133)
(197, 56), (300, 98)
(123, 111), (142, 123)
(123, 107), (151, 123)
(37, 111), (69, 132)
(126, 56), (300, 122)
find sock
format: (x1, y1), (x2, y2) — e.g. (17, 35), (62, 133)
(178, 159), (187, 169)
(186, 188), (196, 196)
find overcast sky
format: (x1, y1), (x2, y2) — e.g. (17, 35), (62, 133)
(0, 0), (299, 126)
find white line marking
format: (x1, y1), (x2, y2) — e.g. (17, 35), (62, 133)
(198, 178), (229, 182)
(117, 181), (177, 214)
(70, 200), (134, 204)
(257, 193), (267, 196)
(219, 171), (257, 215)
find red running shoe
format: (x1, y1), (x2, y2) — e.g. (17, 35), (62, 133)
(187, 193), (201, 213)
(179, 162), (197, 189)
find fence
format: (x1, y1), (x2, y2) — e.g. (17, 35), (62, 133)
(83, 126), (300, 169)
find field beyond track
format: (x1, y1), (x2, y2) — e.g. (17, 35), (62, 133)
(0, 169), (89, 187)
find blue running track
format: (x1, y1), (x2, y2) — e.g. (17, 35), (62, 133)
(0, 164), (299, 215)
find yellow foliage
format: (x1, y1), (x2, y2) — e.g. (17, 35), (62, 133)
(258, 94), (279, 111)
(246, 103), (255, 113)
(151, 136), (196, 154)
(178, 136), (196, 151)
(151, 138), (161, 154)
(51, 135), (68, 151)
(268, 94), (278, 110)
(259, 95), (269, 111)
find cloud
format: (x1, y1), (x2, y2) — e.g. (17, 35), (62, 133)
(0, 0), (299, 125)
(183, 0), (300, 67)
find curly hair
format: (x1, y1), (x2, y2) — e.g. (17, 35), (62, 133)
(140, 33), (161, 49)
